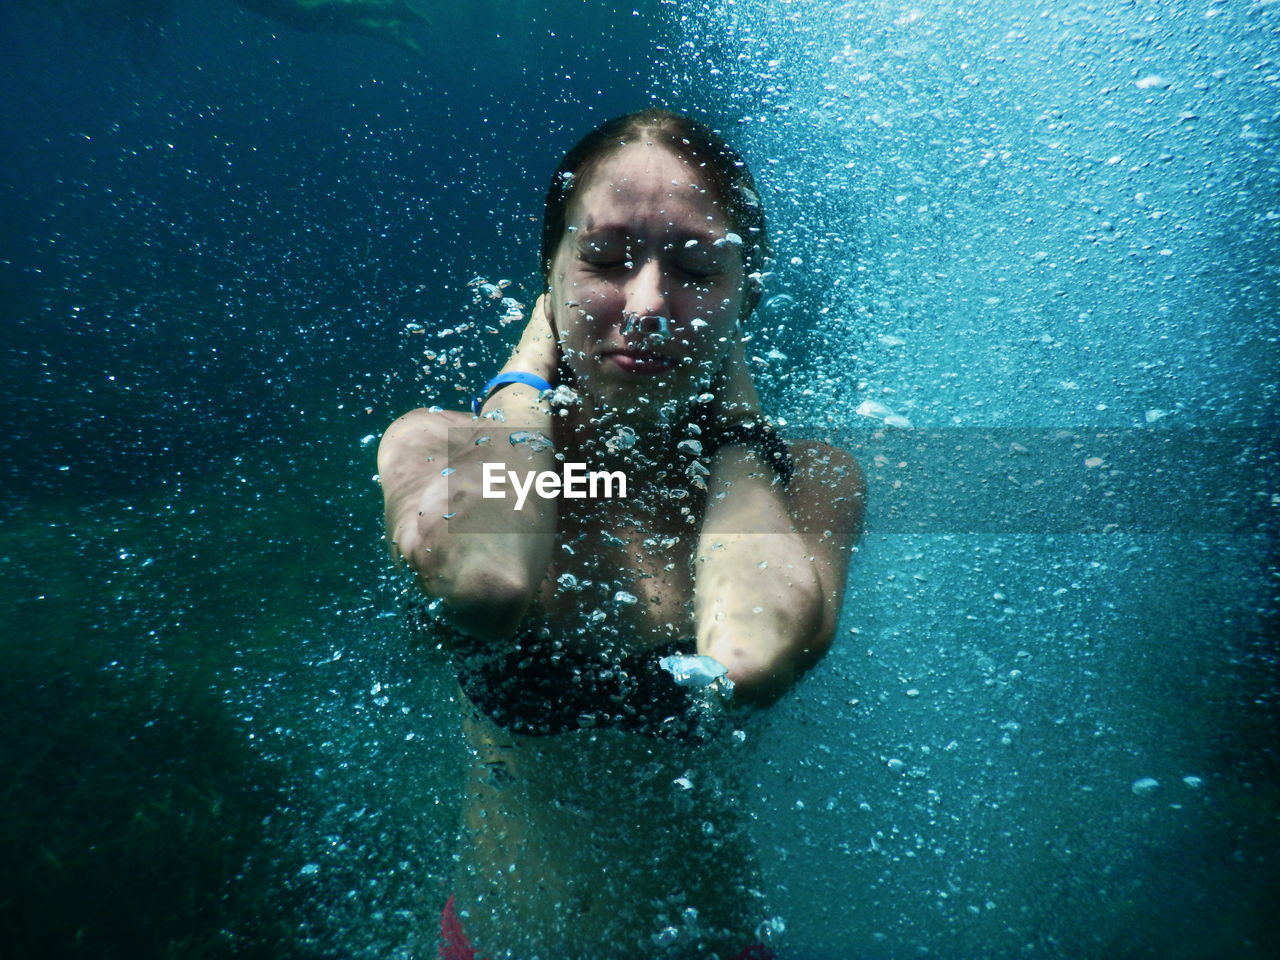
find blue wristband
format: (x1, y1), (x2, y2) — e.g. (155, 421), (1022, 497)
(472, 372), (555, 415)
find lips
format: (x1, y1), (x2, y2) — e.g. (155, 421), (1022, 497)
(602, 350), (676, 376)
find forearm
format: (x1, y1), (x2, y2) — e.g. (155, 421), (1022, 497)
(693, 447), (824, 706)
(397, 295), (564, 640)
(410, 382), (558, 639)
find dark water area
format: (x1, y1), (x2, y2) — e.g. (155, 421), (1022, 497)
(2, 0), (675, 506)
(3, 1), (1278, 958)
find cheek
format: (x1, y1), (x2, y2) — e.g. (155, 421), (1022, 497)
(553, 275), (629, 344)
(680, 289), (741, 341)
(677, 276), (746, 322)
(556, 302), (613, 367)
(666, 320), (734, 383)
(553, 266), (620, 316)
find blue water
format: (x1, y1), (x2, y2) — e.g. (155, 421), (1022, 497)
(2, 1), (1276, 958)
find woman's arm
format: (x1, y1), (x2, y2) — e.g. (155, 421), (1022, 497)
(378, 297), (561, 643)
(693, 342), (866, 705)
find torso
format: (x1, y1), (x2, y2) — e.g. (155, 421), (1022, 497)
(427, 413), (767, 957)
(453, 706), (763, 958)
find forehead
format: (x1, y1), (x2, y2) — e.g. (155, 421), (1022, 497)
(565, 141), (729, 235)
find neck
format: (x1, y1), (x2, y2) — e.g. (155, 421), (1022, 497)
(551, 395), (711, 502)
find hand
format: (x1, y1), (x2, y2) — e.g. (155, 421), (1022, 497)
(505, 294), (559, 384)
(706, 332), (763, 426)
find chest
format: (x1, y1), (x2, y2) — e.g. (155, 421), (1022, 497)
(533, 499), (700, 649)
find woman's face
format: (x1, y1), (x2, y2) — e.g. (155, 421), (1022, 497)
(548, 141), (748, 420)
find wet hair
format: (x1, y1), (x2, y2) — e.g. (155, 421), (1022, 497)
(539, 109), (771, 303)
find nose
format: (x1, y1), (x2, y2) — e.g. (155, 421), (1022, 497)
(622, 311), (673, 344)
(621, 258), (670, 326)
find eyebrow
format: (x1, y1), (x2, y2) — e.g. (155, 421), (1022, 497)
(576, 224), (727, 247)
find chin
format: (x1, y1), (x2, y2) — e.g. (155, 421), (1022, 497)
(568, 362), (711, 425)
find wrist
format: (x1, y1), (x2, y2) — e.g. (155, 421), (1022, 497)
(505, 344), (557, 383)
(476, 379), (554, 420)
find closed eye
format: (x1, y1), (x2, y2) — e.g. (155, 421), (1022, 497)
(678, 266), (718, 283)
(674, 253), (726, 280)
(580, 256), (630, 272)
(668, 242), (730, 282)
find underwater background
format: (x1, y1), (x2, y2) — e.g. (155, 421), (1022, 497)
(1, 1), (1276, 957)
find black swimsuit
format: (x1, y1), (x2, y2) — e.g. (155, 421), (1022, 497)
(409, 607), (721, 744)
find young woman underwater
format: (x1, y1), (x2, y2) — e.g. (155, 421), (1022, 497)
(378, 109), (865, 959)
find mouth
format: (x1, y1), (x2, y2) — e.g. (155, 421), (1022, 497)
(600, 349), (677, 376)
